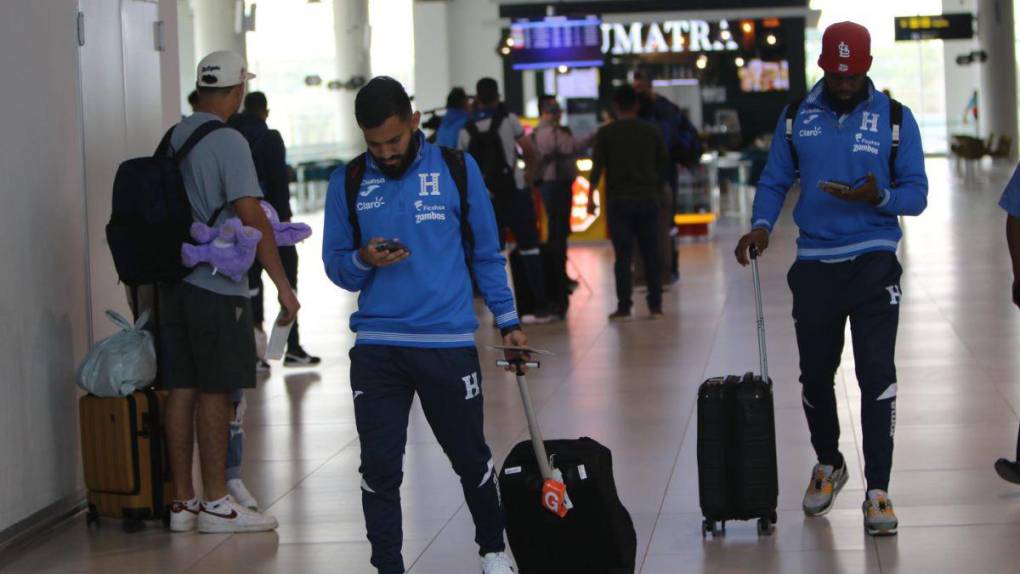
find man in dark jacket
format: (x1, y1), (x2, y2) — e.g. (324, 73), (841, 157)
(634, 67), (703, 285)
(229, 92), (320, 367)
(588, 85), (669, 320)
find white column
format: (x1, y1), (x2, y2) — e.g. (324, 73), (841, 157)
(446, 0), (502, 92)
(177, 0), (196, 110)
(159, 0), (182, 128)
(335, 0), (370, 159)
(413, 0), (451, 112)
(191, 0), (245, 61)
(977, 0), (1018, 161)
(942, 0), (980, 138)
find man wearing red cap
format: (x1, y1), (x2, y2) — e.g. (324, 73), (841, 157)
(735, 22), (928, 537)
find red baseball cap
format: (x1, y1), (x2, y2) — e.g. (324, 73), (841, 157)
(818, 21), (872, 75)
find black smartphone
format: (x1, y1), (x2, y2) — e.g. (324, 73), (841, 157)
(374, 239), (409, 254)
(817, 180), (851, 193)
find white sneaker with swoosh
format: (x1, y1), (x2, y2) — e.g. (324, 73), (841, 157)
(169, 500), (200, 532)
(197, 496), (278, 534)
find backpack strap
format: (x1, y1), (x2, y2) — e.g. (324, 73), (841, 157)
(344, 153), (369, 249)
(889, 98), (903, 185)
(156, 121), (231, 227)
(488, 111), (506, 134)
(154, 126), (176, 158)
(439, 147), (474, 261)
(205, 203), (228, 227)
(785, 97), (804, 178)
(172, 120), (229, 166)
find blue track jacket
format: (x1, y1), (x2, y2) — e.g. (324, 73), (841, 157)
(752, 80), (928, 260)
(323, 133), (520, 348)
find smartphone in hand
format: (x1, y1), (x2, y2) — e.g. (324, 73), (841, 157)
(817, 180), (851, 194)
(374, 239), (410, 254)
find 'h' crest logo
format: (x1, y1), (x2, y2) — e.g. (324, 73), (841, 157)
(419, 172), (441, 196)
(462, 372), (480, 400)
(838, 41), (850, 58)
(886, 285), (902, 305)
(860, 112), (880, 133)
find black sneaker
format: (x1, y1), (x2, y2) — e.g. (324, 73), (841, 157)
(608, 309), (632, 321)
(284, 347), (321, 367)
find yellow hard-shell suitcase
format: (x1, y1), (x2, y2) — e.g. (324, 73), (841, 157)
(79, 388), (172, 531)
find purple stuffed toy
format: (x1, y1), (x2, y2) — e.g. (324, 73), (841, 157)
(180, 201), (312, 282)
(181, 218), (262, 282)
(260, 201), (312, 246)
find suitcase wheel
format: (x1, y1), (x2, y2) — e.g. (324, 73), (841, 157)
(757, 517), (774, 536)
(702, 519), (725, 539)
(86, 505), (99, 528)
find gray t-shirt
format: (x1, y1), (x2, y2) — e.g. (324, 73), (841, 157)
(171, 112), (262, 297)
(457, 111), (526, 189)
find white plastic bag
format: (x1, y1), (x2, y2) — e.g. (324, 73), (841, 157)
(76, 310), (156, 397)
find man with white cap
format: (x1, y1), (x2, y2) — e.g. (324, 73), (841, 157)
(735, 22), (928, 536)
(162, 50), (300, 533)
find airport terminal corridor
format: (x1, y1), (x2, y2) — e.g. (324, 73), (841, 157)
(5, 158), (1020, 573)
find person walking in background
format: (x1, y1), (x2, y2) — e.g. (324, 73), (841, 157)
(229, 91), (320, 369)
(734, 21), (928, 537)
(532, 95), (594, 300)
(459, 77), (557, 322)
(436, 87), (471, 148)
(633, 66), (703, 285)
(588, 85), (668, 321)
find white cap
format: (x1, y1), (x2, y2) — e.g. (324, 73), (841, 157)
(196, 51), (255, 88)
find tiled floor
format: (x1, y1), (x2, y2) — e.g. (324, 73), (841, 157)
(6, 157), (1020, 573)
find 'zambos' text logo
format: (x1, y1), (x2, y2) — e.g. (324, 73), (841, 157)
(852, 132), (881, 156)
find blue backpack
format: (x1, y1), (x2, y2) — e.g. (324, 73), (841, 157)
(107, 121), (227, 286)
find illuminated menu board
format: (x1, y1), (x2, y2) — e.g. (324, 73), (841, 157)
(510, 16), (604, 70)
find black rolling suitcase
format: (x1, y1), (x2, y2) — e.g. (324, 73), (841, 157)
(497, 356), (636, 573)
(697, 246), (778, 537)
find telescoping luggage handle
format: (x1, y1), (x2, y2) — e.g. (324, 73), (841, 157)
(495, 348), (572, 518)
(750, 245), (769, 384)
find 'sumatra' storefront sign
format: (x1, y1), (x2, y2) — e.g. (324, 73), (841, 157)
(600, 20), (741, 55)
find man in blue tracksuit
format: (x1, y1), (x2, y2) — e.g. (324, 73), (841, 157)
(735, 22), (927, 537)
(323, 77), (522, 574)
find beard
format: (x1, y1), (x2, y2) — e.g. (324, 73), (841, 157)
(373, 132), (419, 180)
(824, 82), (869, 115)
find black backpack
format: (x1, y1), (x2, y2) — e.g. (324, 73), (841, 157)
(464, 109), (518, 197)
(344, 147), (473, 256)
(106, 121), (227, 287)
(785, 97), (902, 183)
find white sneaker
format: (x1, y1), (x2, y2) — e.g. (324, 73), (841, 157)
(197, 496), (278, 534)
(169, 500), (199, 532)
(481, 552), (515, 574)
(227, 478), (259, 511)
